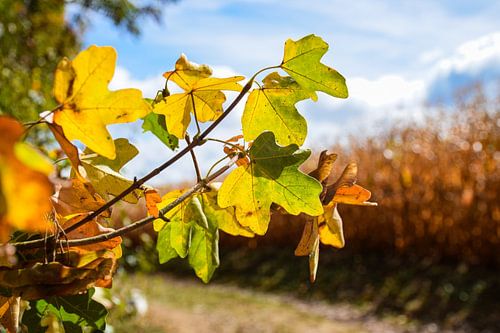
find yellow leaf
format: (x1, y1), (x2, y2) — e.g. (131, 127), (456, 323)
(294, 217), (319, 256)
(154, 54), (244, 138)
(318, 202), (345, 248)
(0, 117), (54, 241)
(53, 45), (151, 159)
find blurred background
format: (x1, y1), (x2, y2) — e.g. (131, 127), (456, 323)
(1, 1), (499, 332)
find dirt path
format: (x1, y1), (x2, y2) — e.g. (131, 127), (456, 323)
(107, 274), (422, 333)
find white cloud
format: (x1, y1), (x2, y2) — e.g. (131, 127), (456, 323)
(434, 32), (500, 74)
(109, 67), (164, 99)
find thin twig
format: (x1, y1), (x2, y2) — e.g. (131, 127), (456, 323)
(185, 134), (202, 182)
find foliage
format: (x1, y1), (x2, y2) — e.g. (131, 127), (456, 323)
(225, 86), (499, 266)
(0, 34), (375, 331)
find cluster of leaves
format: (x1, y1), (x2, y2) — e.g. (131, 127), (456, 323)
(0, 34), (375, 331)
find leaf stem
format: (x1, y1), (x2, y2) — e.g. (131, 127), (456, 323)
(185, 134), (202, 182)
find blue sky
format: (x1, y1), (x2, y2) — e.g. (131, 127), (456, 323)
(77, 0), (500, 183)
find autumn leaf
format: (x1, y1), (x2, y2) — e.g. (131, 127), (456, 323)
(281, 34), (348, 100)
(153, 54), (244, 138)
(48, 122), (86, 180)
(0, 117), (54, 241)
(242, 72), (311, 146)
(294, 216), (319, 256)
(188, 223), (219, 283)
(308, 150), (337, 184)
(218, 132), (323, 235)
(81, 138), (143, 203)
(51, 178), (109, 218)
(318, 202), (345, 248)
(145, 189), (162, 218)
(53, 45), (151, 159)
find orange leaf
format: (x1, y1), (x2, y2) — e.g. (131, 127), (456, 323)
(332, 184), (377, 206)
(0, 116), (54, 241)
(52, 178), (109, 218)
(145, 189), (162, 218)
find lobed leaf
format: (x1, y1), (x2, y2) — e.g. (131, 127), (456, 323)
(218, 132), (323, 235)
(242, 72), (310, 146)
(153, 54), (244, 138)
(281, 34), (348, 100)
(53, 45), (151, 159)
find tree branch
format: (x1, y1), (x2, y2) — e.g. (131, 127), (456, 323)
(12, 160), (234, 250)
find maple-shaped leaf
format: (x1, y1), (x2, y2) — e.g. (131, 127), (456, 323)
(0, 117), (54, 241)
(281, 34), (348, 100)
(242, 72), (311, 146)
(53, 45), (151, 159)
(218, 132), (323, 235)
(153, 54), (244, 138)
(81, 138), (143, 203)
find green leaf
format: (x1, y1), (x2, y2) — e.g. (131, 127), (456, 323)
(218, 132), (324, 235)
(156, 223), (179, 264)
(281, 34), (348, 100)
(242, 72), (310, 146)
(83, 137), (138, 172)
(22, 288), (107, 332)
(188, 224), (219, 283)
(142, 112), (179, 150)
(170, 220), (193, 258)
